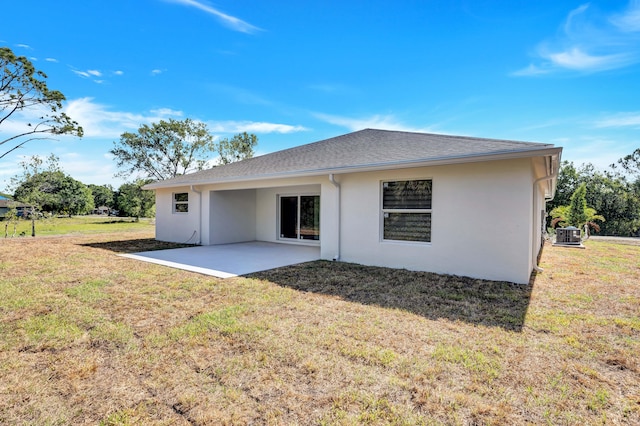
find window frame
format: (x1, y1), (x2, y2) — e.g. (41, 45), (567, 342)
(380, 178), (433, 244)
(173, 192), (189, 214)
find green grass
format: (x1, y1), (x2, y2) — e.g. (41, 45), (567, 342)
(1, 215), (153, 237)
(0, 232), (638, 425)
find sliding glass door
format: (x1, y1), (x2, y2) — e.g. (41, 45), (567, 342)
(279, 195), (320, 241)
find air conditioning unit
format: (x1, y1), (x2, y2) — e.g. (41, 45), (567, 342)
(555, 226), (582, 246)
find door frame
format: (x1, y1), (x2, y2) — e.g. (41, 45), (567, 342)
(277, 193), (320, 244)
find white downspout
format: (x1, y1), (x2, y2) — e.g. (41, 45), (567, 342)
(329, 174), (341, 261)
(190, 185), (202, 245)
(531, 161), (558, 273)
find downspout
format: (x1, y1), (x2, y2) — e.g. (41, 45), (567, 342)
(531, 158), (558, 273)
(329, 174), (341, 261)
(190, 185), (202, 245)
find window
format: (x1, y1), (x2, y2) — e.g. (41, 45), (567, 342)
(173, 192), (189, 213)
(382, 179), (432, 242)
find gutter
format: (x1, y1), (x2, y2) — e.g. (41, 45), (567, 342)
(329, 174), (341, 261)
(531, 153), (561, 273)
(190, 185), (202, 245)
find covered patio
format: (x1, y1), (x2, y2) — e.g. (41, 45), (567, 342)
(119, 241), (321, 278)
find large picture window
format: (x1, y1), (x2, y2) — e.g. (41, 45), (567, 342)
(173, 192), (189, 213)
(382, 179), (432, 243)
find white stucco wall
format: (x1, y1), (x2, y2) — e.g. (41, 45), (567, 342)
(337, 158), (535, 284)
(209, 189), (257, 244)
(154, 187), (201, 244)
(152, 157), (544, 283)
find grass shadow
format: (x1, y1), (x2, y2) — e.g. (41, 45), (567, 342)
(80, 238), (195, 254)
(249, 260), (535, 332)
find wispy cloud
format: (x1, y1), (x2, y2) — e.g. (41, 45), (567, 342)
(150, 108), (184, 117)
(63, 98), (183, 138)
(15, 43), (32, 50)
(113, 70), (124, 76)
(514, 1), (640, 76)
(61, 98), (304, 138)
(151, 69), (164, 76)
(207, 121), (308, 134)
(611, 0), (640, 31)
(45, 58), (58, 63)
(313, 112), (435, 133)
(594, 111), (640, 128)
(163, 0), (262, 34)
(72, 69), (105, 83)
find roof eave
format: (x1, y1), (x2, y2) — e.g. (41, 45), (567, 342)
(144, 146), (563, 190)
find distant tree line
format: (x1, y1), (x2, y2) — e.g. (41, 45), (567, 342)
(6, 154), (155, 220)
(548, 148), (640, 236)
(1, 45), (257, 229)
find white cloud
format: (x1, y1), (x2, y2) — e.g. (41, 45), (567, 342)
(313, 112), (435, 133)
(611, 0), (640, 31)
(87, 70), (102, 77)
(206, 121), (308, 134)
(63, 97), (175, 138)
(511, 64), (552, 77)
(150, 108), (184, 117)
(113, 70), (124, 76)
(15, 43), (31, 50)
(151, 69), (164, 75)
(514, 2), (640, 75)
(594, 112), (640, 128)
(56, 152), (121, 186)
(61, 98), (304, 139)
(164, 0), (262, 34)
(546, 48), (632, 71)
(72, 70), (91, 78)
(45, 58), (58, 63)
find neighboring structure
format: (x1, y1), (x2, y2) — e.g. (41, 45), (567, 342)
(0, 196), (30, 219)
(93, 206), (111, 215)
(144, 129), (562, 284)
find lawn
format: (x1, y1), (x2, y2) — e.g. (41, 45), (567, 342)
(0, 230), (638, 425)
(2, 215), (154, 237)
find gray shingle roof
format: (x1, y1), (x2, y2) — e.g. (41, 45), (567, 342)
(145, 129), (560, 189)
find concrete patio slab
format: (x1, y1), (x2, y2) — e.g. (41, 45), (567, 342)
(119, 241), (321, 278)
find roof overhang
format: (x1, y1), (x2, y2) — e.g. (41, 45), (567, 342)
(144, 146), (563, 190)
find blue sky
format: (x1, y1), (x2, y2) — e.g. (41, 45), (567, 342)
(1, 0), (640, 190)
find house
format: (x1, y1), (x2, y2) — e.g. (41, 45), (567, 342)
(93, 206), (111, 215)
(0, 196), (30, 219)
(144, 129), (562, 284)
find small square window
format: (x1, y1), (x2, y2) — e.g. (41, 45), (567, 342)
(173, 192), (189, 213)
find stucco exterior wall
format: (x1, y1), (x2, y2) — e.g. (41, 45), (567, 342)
(154, 186), (201, 244)
(336, 158), (535, 283)
(209, 189), (257, 244)
(152, 157), (543, 283)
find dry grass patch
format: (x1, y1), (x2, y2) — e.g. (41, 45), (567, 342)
(0, 232), (639, 424)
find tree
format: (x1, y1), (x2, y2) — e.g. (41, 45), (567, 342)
(550, 160), (640, 236)
(88, 184), (115, 208)
(116, 180), (155, 220)
(12, 154), (94, 216)
(14, 171), (94, 216)
(0, 47), (83, 159)
(110, 118), (216, 181)
(550, 183), (604, 234)
(217, 131), (258, 165)
(615, 148), (640, 177)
